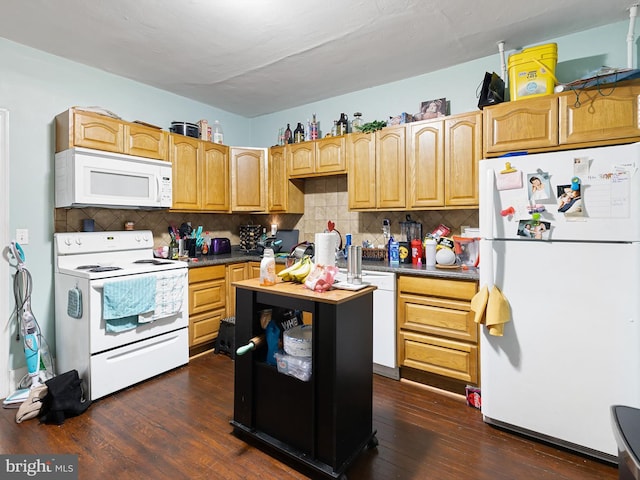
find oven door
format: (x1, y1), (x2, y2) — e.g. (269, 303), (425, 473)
(88, 269), (188, 354)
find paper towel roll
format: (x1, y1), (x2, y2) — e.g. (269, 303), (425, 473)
(315, 232), (337, 266)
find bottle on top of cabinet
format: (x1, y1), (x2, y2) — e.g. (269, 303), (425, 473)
(212, 120), (224, 144)
(351, 112), (363, 133)
(310, 113), (319, 140)
(337, 113), (348, 135)
(284, 124), (293, 144)
(294, 122), (305, 143)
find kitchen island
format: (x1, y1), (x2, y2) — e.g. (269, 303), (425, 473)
(231, 278), (378, 480)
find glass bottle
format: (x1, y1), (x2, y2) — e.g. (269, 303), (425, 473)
(212, 120), (224, 144)
(284, 124), (293, 144)
(169, 235), (179, 260)
(294, 122), (305, 143)
(331, 120), (338, 137)
(352, 112), (363, 133)
(310, 113), (319, 140)
(338, 113), (348, 135)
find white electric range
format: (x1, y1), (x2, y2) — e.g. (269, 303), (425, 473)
(54, 230), (189, 400)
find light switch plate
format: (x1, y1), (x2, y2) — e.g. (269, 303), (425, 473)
(16, 229), (29, 245)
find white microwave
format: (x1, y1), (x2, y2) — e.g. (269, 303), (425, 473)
(55, 147), (172, 209)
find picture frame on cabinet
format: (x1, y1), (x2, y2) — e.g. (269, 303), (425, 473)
(414, 97), (447, 121)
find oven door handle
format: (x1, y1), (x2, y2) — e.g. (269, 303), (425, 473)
(89, 270), (187, 291)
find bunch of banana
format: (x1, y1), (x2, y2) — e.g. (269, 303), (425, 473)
(277, 256), (313, 283)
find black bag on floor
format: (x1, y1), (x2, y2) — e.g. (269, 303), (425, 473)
(39, 370), (91, 425)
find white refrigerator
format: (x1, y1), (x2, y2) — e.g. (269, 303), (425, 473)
(479, 142), (640, 461)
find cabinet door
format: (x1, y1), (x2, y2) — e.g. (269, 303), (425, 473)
(248, 262), (261, 279)
(559, 84), (640, 145)
(445, 112), (481, 206)
(231, 147), (266, 212)
(190, 309), (225, 347)
(73, 111), (124, 153)
(483, 97), (558, 155)
(407, 120), (444, 208)
(201, 142), (230, 211)
(226, 263), (247, 318)
(288, 142), (316, 177)
(268, 146), (288, 212)
(124, 124), (168, 160)
(376, 126), (406, 209)
(347, 132), (376, 209)
(316, 136), (346, 174)
(169, 134), (201, 210)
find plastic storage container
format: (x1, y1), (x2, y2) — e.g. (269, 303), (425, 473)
(508, 43), (558, 101)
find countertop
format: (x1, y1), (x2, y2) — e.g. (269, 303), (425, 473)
(181, 248), (479, 281)
(233, 277), (377, 304)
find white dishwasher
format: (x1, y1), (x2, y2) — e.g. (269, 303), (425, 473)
(337, 269), (398, 379)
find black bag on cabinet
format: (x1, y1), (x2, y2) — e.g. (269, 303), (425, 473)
(39, 370), (91, 425)
(477, 72), (505, 109)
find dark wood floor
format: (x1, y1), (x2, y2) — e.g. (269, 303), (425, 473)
(0, 353), (617, 480)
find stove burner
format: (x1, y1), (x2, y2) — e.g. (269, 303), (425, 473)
(76, 265), (101, 270)
(134, 259), (174, 265)
(89, 266), (122, 272)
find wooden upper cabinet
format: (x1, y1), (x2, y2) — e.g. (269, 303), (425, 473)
(407, 120), (445, 208)
(347, 132), (376, 209)
(55, 108), (168, 160)
(483, 96), (558, 155)
(484, 81), (640, 157)
(560, 83), (640, 145)
(124, 123), (168, 160)
(376, 126), (406, 209)
(315, 136), (346, 174)
(288, 142), (316, 177)
(288, 136), (347, 178)
(201, 142), (230, 212)
(268, 146), (304, 213)
(269, 146), (288, 212)
(56, 109), (124, 154)
(230, 147), (266, 212)
(445, 112), (482, 207)
(169, 134), (201, 210)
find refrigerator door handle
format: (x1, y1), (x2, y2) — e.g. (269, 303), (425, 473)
(483, 168), (496, 241)
(480, 168), (496, 287)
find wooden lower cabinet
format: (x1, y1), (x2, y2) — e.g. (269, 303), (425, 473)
(226, 263), (248, 319)
(188, 265), (226, 353)
(397, 275), (479, 393)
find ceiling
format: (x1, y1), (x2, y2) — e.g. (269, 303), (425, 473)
(0, 0), (637, 117)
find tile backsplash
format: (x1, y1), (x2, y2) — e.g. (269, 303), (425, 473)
(55, 176), (478, 250)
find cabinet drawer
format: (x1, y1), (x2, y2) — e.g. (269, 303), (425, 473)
(398, 330), (478, 383)
(189, 278), (226, 315)
(397, 275), (476, 301)
(189, 309), (225, 346)
(399, 294), (476, 342)
(189, 265), (225, 283)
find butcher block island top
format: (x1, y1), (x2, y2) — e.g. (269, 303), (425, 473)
(231, 277), (377, 304)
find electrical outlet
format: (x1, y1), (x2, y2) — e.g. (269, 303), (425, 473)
(16, 229), (29, 245)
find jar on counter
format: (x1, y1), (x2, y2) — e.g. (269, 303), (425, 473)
(124, 221), (135, 231)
